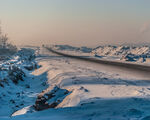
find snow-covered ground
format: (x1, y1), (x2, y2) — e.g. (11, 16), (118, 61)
(0, 47), (47, 118)
(92, 45), (150, 63)
(1, 46), (150, 120)
(51, 45), (150, 64)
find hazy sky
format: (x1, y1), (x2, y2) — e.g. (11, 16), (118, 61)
(0, 0), (150, 46)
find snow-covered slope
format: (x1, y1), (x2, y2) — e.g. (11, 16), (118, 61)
(0, 48), (47, 117)
(92, 45), (150, 63)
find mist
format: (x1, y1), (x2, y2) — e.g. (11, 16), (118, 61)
(0, 0), (150, 47)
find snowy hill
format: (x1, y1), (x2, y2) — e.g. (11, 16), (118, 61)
(92, 45), (150, 63)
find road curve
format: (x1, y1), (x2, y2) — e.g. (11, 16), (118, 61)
(45, 47), (150, 72)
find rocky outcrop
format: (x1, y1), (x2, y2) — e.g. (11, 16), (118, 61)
(34, 86), (70, 111)
(8, 65), (25, 84)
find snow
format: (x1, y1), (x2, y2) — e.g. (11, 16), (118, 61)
(1, 46), (150, 120)
(0, 47), (47, 118)
(51, 45), (150, 64)
(92, 45), (150, 63)
(12, 106), (31, 117)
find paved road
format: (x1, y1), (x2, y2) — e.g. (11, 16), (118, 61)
(46, 47), (150, 71)
(45, 47), (150, 79)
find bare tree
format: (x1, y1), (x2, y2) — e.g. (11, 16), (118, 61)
(0, 23), (8, 48)
(0, 23), (17, 55)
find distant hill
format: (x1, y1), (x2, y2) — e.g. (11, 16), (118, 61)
(92, 45), (150, 63)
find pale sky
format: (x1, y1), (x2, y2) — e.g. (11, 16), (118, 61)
(0, 0), (150, 46)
